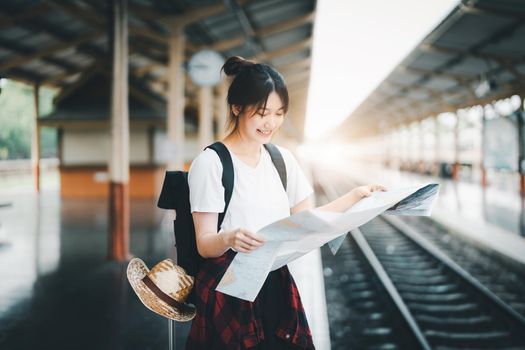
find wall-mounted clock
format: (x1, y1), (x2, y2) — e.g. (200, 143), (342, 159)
(187, 50), (225, 87)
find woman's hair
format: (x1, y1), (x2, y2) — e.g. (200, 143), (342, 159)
(221, 56), (289, 137)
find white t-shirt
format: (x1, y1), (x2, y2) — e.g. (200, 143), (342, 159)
(188, 144), (314, 235)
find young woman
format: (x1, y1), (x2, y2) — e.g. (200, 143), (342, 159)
(185, 56), (386, 349)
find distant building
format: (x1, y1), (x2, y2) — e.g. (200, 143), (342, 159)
(39, 71), (201, 198)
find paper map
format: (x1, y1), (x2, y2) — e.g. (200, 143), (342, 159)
(216, 183), (440, 301)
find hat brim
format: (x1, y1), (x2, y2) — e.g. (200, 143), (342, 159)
(127, 258), (196, 322)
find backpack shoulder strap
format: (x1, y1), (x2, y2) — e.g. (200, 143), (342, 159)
(205, 142), (234, 230)
(264, 143), (287, 191)
(156, 171), (185, 210)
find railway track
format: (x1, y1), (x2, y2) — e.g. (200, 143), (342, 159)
(400, 215), (525, 319)
(315, 172), (525, 349)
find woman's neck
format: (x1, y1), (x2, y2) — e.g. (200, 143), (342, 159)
(222, 133), (261, 158)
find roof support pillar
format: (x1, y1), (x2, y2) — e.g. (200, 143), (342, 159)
(32, 83), (40, 193)
(167, 25), (186, 170)
(419, 120), (426, 173)
(452, 113), (460, 181)
(384, 133), (392, 169)
(433, 116), (441, 177)
(481, 108), (488, 187)
(108, 0), (130, 262)
(518, 98), (525, 196)
(198, 86), (213, 150)
(402, 126), (409, 166)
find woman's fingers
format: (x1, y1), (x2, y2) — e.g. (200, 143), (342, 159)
(235, 242), (259, 253)
(359, 187), (371, 197)
(237, 242), (252, 251)
(232, 228), (265, 252)
(368, 184), (388, 192)
(236, 246), (250, 253)
(243, 231), (266, 244)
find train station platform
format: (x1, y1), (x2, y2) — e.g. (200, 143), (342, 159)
(312, 158), (525, 270)
(0, 183), (331, 349)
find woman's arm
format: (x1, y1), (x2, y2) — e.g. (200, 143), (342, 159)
(290, 195), (315, 215)
(193, 212), (266, 258)
(290, 184), (388, 214)
(317, 184), (387, 213)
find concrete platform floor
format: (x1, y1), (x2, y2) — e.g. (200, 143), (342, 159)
(0, 186), (330, 350)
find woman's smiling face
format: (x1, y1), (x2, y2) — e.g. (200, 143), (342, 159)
(233, 91), (285, 143)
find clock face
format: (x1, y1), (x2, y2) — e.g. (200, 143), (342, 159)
(188, 50), (225, 87)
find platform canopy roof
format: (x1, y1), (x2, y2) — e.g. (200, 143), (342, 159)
(337, 0), (525, 139)
(0, 0), (316, 137)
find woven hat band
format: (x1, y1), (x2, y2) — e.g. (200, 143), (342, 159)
(141, 275), (194, 314)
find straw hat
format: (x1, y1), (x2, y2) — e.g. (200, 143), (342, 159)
(127, 258), (196, 322)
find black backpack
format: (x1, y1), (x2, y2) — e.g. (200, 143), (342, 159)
(157, 141), (287, 303)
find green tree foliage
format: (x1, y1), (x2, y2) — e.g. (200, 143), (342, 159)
(0, 79), (58, 160)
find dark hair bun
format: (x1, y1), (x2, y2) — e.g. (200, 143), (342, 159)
(221, 56), (256, 77)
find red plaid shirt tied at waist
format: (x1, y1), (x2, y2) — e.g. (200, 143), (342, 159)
(185, 248), (315, 350)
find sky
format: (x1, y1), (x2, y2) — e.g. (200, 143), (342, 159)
(303, 0), (460, 140)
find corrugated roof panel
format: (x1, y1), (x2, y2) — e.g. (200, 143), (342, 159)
(37, 65), (65, 77)
(202, 13), (241, 40)
(52, 47), (78, 59)
(63, 54), (94, 67)
(129, 53), (152, 67)
(62, 73), (82, 85)
(406, 89), (430, 100)
(442, 91), (467, 105)
(409, 50), (455, 71)
(52, 49), (94, 68)
(262, 24), (310, 51)
(388, 71), (421, 86)
(23, 32), (59, 48)
(446, 56), (500, 76)
(0, 0), (35, 13)
(128, 15), (148, 30)
(377, 84), (402, 96)
(185, 22), (214, 46)
(223, 43), (253, 60)
(24, 59), (65, 76)
(90, 37), (109, 52)
(493, 69), (517, 83)
(149, 66), (167, 79)
(422, 76), (458, 91)
(41, 10), (91, 36)
(432, 12), (510, 50)
(271, 49), (309, 67)
(516, 63), (525, 75)
(474, 0), (525, 14)
(248, 0), (313, 28)
(0, 26), (31, 41)
(481, 24), (525, 56)
(0, 47), (13, 60)
(41, 8), (71, 24)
